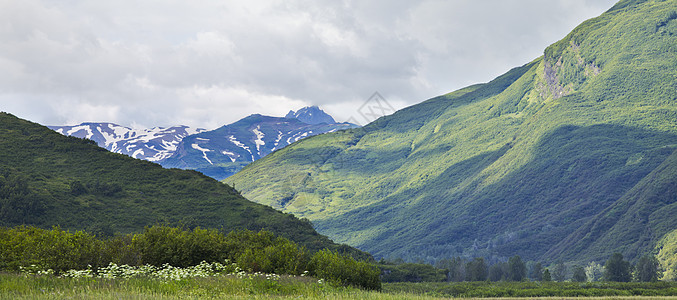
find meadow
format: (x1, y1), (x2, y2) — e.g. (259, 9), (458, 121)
(0, 271), (441, 299)
(3, 271), (677, 300)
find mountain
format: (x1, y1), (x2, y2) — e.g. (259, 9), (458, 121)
(0, 112), (368, 257)
(49, 107), (356, 180)
(285, 106), (336, 125)
(230, 0), (677, 264)
(160, 113), (358, 180)
(48, 123), (206, 162)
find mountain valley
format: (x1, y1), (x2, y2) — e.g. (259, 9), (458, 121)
(230, 0), (677, 264)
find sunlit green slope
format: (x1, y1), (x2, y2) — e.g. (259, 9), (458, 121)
(657, 228), (677, 281)
(230, 0), (677, 263)
(0, 112), (367, 257)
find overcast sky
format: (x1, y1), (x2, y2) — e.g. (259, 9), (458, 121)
(0, 0), (617, 129)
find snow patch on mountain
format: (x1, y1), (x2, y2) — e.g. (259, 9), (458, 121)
(132, 149), (145, 159)
(229, 135), (254, 161)
(67, 125), (95, 139)
(272, 130), (284, 151)
(222, 150), (237, 162)
(191, 143), (213, 165)
(252, 126), (265, 154)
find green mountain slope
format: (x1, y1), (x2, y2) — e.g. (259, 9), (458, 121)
(230, 0), (677, 263)
(0, 112), (365, 256)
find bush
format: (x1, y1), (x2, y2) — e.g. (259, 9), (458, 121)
(131, 226), (229, 267)
(0, 226), (104, 273)
(308, 249), (381, 290)
(224, 230), (309, 275)
(378, 262), (447, 282)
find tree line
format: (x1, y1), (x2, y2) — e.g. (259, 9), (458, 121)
(381, 253), (662, 283)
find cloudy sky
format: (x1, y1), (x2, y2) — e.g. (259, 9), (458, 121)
(1, 0), (617, 130)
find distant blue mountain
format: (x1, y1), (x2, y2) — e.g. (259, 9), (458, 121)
(50, 107), (357, 180)
(159, 108), (358, 180)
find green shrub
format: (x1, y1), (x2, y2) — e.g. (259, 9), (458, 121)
(225, 230), (309, 275)
(131, 226), (230, 267)
(378, 262), (447, 282)
(0, 226), (104, 273)
(308, 249), (381, 290)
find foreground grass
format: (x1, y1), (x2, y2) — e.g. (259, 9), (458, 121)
(3, 273), (677, 299)
(0, 272), (424, 300)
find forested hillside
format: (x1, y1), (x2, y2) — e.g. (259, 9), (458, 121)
(230, 0), (677, 263)
(0, 112), (365, 257)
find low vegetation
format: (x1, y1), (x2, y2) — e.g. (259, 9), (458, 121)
(0, 272), (371, 299)
(378, 261), (447, 283)
(2, 273), (677, 299)
(384, 281), (677, 298)
(0, 225), (380, 290)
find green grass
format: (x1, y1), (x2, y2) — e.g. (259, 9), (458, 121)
(0, 272), (423, 300)
(2, 273), (677, 299)
(229, 0), (677, 263)
(0, 272), (343, 299)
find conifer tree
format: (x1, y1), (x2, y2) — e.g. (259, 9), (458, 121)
(542, 268), (552, 282)
(635, 254), (659, 282)
(465, 257), (488, 281)
(508, 255), (527, 281)
(604, 253), (631, 282)
(552, 262), (568, 282)
(530, 262), (543, 281)
(572, 265), (587, 282)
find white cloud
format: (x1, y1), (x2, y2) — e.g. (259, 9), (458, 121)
(0, 0), (617, 129)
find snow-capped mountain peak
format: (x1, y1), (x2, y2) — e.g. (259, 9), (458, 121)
(285, 106), (336, 125)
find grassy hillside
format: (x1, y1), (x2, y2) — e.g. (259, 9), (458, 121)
(0, 112), (366, 256)
(230, 0), (677, 263)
